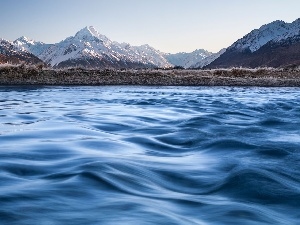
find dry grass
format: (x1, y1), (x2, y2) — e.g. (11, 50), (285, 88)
(0, 64), (299, 86)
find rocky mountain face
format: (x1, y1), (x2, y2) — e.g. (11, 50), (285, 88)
(0, 39), (44, 65)
(164, 49), (213, 68)
(206, 19), (300, 68)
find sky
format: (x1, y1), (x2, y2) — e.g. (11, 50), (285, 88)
(0, 0), (299, 53)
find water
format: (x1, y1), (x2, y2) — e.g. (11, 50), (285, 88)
(0, 86), (300, 225)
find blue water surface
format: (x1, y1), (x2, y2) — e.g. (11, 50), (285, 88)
(0, 86), (300, 225)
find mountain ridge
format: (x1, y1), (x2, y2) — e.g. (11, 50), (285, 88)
(1, 26), (216, 69)
(2, 19), (300, 69)
(206, 18), (300, 68)
(0, 39), (44, 65)
(11, 26), (174, 69)
(164, 49), (213, 69)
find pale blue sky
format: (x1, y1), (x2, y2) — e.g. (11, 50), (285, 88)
(0, 0), (299, 53)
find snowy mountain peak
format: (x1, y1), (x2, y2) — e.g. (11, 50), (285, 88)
(138, 44), (161, 52)
(30, 26), (173, 68)
(74, 26), (110, 44)
(14, 36), (38, 47)
(2, 26), (210, 69)
(13, 36), (52, 57)
(140, 44), (152, 48)
(0, 38), (44, 65)
(265, 20), (285, 26)
(87, 26), (100, 37)
(76, 26), (98, 37)
(165, 49), (213, 68)
(230, 18), (300, 52)
(16, 36), (30, 42)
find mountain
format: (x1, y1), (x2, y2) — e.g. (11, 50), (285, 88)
(13, 36), (53, 57)
(190, 49), (226, 68)
(164, 49), (212, 68)
(2, 26), (216, 69)
(13, 26), (172, 69)
(206, 18), (300, 68)
(0, 39), (44, 65)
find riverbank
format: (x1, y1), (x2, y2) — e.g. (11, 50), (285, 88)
(0, 65), (300, 86)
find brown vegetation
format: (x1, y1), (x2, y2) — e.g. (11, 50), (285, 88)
(0, 64), (299, 87)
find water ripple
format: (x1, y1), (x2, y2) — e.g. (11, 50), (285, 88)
(0, 86), (300, 225)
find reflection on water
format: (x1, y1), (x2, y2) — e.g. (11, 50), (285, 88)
(0, 86), (300, 225)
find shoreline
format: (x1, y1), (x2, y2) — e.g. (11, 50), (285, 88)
(0, 66), (300, 87)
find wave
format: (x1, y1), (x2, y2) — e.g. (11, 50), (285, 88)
(0, 86), (300, 224)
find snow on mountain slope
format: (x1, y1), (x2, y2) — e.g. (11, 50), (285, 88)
(164, 49), (212, 68)
(0, 38), (17, 55)
(10, 26), (214, 69)
(0, 38), (44, 65)
(13, 36), (53, 57)
(231, 19), (300, 52)
(33, 26), (172, 68)
(126, 44), (171, 68)
(206, 18), (300, 69)
(190, 48), (226, 68)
